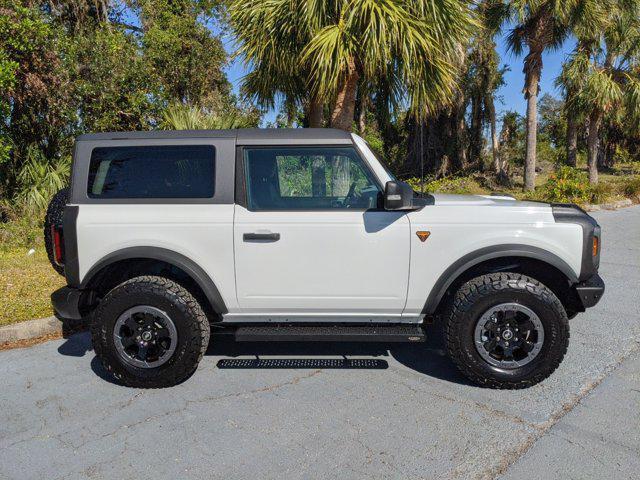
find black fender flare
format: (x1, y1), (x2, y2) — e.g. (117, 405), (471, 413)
(79, 246), (228, 314)
(422, 244), (579, 315)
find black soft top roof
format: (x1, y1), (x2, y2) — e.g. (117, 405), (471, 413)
(75, 128), (353, 145)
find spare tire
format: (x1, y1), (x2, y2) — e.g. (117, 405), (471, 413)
(44, 187), (69, 276)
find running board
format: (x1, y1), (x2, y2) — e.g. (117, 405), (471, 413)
(234, 324), (426, 342)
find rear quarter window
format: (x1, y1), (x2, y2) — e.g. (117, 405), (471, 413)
(87, 145), (215, 199)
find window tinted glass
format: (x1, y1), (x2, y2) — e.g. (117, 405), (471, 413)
(244, 146), (380, 210)
(87, 145), (215, 199)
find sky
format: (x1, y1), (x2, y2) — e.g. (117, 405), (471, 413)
(219, 29), (578, 127)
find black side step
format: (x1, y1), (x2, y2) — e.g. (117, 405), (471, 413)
(234, 324), (425, 342)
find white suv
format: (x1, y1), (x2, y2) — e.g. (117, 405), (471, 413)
(47, 129), (604, 388)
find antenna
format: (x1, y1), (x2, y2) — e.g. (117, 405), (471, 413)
(420, 119), (425, 195)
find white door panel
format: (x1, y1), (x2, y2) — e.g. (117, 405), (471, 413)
(233, 206), (410, 315)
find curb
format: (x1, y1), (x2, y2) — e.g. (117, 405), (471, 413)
(585, 199), (635, 211)
(0, 316), (85, 346)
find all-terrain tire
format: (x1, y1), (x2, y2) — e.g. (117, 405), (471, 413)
(91, 276), (210, 388)
(43, 187), (69, 276)
(444, 272), (569, 389)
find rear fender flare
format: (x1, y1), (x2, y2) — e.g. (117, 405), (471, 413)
(80, 246), (228, 314)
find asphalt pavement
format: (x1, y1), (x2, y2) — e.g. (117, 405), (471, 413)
(1, 205), (639, 480)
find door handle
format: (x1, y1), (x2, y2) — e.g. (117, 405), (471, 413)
(243, 232), (281, 242)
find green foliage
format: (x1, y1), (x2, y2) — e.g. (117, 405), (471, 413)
(161, 103), (259, 130)
(70, 27), (158, 132)
(230, 0), (477, 120)
(0, 205), (42, 248)
(141, 0), (230, 106)
(538, 93), (566, 148)
(0, 0), (251, 210)
(499, 110), (525, 165)
(623, 177), (640, 197)
(406, 175), (479, 195)
(0, 0), (74, 193)
(14, 146), (70, 215)
(537, 166), (605, 204)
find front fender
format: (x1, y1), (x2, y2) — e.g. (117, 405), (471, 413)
(421, 244), (578, 315)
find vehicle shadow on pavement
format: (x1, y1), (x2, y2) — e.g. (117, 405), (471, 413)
(57, 324), (471, 386)
(207, 323), (471, 385)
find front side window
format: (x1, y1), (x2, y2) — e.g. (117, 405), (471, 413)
(87, 145), (215, 199)
(244, 146), (381, 210)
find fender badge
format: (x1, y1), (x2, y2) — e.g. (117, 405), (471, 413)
(416, 231), (431, 242)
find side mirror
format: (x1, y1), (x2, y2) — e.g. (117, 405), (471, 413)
(384, 181), (414, 210)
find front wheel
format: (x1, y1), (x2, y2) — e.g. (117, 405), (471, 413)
(444, 272), (569, 389)
(91, 276), (210, 388)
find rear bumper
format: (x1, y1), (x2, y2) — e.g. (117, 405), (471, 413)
(51, 286), (84, 320)
(573, 273), (605, 309)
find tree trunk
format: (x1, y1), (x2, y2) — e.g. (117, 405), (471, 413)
(330, 57), (359, 132)
(485, 94), (500, 174)
(453, 95), (468, 171)
(469, 94), (483, 167)
(358, 103), (366, 134)
(587, 111), (602, 185)
(566, 110), (578, 167)
(523, 51), (541, 191)
(312, 158), (326, 196)
(331, 157), (350, 196)
(308, 95), (323, 128)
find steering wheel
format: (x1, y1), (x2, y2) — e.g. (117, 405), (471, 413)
(343, 181), (359, 208)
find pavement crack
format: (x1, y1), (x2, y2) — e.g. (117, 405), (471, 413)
(187, 369), (323, 405)
(484, 342), (640, 480)
(393, 377), (538, 430)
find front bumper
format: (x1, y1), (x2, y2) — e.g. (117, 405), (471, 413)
(51, 286), (84, 320)
(574, 273), (605, 309)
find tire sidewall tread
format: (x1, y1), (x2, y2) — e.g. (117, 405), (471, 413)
(91, 275), (210, 388)
(445, 272), (569, 389)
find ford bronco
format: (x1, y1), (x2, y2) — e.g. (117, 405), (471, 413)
(47, 128), (604, 388)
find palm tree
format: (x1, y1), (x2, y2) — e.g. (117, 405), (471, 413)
(161, 103), (258, 130)
(229, 1), (323, 126)
(466, 7), (506, 176)
(558, 0), (613, 168)
(229, 0), (476, 131)
(490, 0), (589, 190)
(562, 3), (640, 184)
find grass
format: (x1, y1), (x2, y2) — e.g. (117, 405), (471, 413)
(0, 247), (65, 327)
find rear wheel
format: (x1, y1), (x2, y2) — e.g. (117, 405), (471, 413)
(444, 272), (569, 389)
(91, 276), (210, 388)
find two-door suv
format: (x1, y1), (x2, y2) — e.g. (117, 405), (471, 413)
(47, 129), (604, 388)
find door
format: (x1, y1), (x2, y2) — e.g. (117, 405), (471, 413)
(232, 145), (410, 320)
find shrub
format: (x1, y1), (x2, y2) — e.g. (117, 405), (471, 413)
(0, 203), (42, 249)
(589, 182), (612, 204)
(538, 166), (613, 204)
(161, 102), (258, 130)
(13, 146), (70, 215)
(406, 175), (477, 195)
(622, 177), (640, 197)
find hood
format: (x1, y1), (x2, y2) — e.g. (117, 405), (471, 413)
(429, 193), (546, 208)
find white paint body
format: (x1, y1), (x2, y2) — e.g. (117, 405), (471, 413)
(73, 134), (584, 323)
